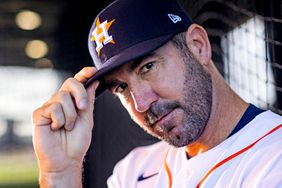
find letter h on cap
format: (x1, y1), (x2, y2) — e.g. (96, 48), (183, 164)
(91, 18), (115, 56)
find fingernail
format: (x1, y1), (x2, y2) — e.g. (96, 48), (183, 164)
(79, 99), (88, 109)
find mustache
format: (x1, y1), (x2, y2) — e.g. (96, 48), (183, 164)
(145, 101), (180, 127)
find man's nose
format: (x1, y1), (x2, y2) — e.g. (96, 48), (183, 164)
(130, 85), (158, 113)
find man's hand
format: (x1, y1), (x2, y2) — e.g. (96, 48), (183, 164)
(32, 67), (99, 187)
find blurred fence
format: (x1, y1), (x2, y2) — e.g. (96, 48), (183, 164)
(182, 0), (282, 114)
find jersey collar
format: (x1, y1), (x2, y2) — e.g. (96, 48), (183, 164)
(227, 104), (265, 138)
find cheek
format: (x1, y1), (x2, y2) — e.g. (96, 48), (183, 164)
(153, 67), (185, 100)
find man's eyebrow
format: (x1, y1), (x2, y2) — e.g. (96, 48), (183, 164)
(129, 52), (156, 72)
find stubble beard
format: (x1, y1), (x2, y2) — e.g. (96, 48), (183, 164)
(145, 48), (213, 147)
(168, 48), (213, 147)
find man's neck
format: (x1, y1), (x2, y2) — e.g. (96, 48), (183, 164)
(185, 77), (249, 158)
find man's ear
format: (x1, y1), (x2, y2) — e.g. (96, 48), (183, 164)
(185, 24), (212, 65)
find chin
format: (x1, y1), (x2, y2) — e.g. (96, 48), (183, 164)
(166, 138), (188, 148)
(167, 126), (204, 147)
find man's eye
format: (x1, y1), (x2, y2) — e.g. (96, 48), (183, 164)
(115, 83), (128, 93)
(140, 62), (154, 74)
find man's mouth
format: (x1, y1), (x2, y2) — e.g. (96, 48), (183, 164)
(154, 110), (174, 125)
(147, 108), (174, 126)
(146, 102), (179, 130)
(154, 108), (177, 132)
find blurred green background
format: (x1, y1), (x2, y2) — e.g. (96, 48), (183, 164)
(0, 150), (38, 188)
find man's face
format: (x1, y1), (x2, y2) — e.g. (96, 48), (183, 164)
(105, 41), (212, 147)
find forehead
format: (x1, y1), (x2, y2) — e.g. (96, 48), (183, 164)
(104, 41), (174, 81)
(103, 56), (145, 82)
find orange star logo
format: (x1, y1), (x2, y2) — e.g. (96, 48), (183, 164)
(91, 18), (115, 57)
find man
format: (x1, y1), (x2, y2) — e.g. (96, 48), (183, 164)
(32, 0), (282, 187)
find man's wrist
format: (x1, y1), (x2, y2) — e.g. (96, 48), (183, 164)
(39, 166), (83, 188)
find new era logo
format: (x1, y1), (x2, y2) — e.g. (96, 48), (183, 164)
(168, 14), (182, 23)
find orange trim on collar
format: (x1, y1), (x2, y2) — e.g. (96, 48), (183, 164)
(197, 123), (282, 188)
(164, 151), (172, 188)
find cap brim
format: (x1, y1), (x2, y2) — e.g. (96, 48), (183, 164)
(85, 33), (175, 97)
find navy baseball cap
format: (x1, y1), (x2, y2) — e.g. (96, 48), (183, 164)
(86, 0), (193, 96)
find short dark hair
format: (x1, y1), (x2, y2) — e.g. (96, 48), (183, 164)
(171, 32), (187, 51)
(171, 32), (195, 62)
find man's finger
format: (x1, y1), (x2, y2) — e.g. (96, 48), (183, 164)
(53, 91), (77, 131)
(60, 78), (89, 110)
(78, 80), (100, 130)
(48, 103), (65, 131)
(86, 80), (100, 107)
(33, 102), (65, 131)
(74, 67), (97, 83)
(32, 106), (52, 126)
